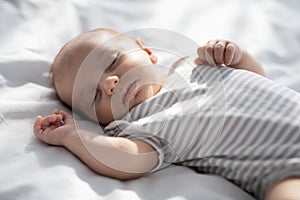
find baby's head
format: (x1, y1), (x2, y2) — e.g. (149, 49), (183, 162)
(50, 28), (165, 125)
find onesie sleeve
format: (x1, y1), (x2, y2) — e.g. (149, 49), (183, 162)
(104, 120), (177, 173)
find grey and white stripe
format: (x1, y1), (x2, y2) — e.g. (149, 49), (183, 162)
(105, 63), (300, 200)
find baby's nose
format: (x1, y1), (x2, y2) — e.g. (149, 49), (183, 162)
(102, 76), (120, 95)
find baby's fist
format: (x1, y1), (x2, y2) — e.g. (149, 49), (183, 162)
(33, 109), (76, 146)
(195, 40), (244, 67)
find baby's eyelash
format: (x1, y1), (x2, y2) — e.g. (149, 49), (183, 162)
(94, 88), (102, 104)
(105, 52), (120, 72)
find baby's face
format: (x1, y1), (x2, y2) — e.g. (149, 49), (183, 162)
(57, 34), (165, 125)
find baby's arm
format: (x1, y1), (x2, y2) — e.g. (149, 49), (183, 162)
(195, 39), (266, 76)
(33, 109), (158, 180)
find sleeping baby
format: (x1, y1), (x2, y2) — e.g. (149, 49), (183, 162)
(33, 28), (300, 200)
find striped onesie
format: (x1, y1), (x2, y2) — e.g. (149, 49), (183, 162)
(105, 63), (300, 200)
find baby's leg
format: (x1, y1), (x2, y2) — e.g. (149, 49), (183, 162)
(264, 178), (300, 200)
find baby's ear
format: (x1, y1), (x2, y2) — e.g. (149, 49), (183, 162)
(136, 38), (158, 64)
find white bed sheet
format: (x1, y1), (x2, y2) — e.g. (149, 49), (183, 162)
(1, 0), (300, 199)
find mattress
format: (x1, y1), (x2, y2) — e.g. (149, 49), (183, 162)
(1, 0), (300, 199)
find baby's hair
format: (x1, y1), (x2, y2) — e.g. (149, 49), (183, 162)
(49, 28), (121, 87)
(49, 42), (72, 92)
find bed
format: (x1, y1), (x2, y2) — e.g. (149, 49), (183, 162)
(1, 0), (300, 199)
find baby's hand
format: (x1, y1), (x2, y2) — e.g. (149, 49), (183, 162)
(195, 39), (244, 67)
(33, 109), (76, 146)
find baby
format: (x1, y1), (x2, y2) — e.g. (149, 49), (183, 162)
(33, 28), (300, 200)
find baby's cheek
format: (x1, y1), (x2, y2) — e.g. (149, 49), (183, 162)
(132, 86), (154, 107)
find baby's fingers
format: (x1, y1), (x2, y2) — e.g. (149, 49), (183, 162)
(42, 114), (63, 127)
(224, 42), (243, 66)
(224, 43), (235, 65)
(58, 110), (73, 121)
(52, 109), (60, 115)
(196, 45), (215, 66)
(214, 40), (227, 64)
(33, 116), (43, 135)
(204, 40), (217, 66)
(195, 47), (206, 65)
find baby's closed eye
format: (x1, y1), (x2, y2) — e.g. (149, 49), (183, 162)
(105, 52), (120, 73)
(93, 88), (102, 105)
